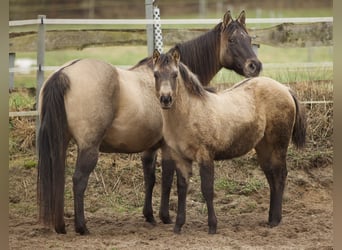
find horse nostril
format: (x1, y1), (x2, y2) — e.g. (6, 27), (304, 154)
(160, 95), (172, 106)
(245, 59), (261, 76)
(248, 62), (256, 72)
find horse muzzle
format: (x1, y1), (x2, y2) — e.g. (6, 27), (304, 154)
(244, 58), (262, 77)
(160, 95), (173, 109)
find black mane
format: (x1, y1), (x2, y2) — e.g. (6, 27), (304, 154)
(178, 62), (209, 97)
(168, 23), (222, 86)
(130, 56), (153, 70)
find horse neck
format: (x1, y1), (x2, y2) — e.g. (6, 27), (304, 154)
(177, 27), (222, 86)
(168, 78), (199, 118)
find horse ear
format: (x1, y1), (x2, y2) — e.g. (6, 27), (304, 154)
(222, 10), (233, 30)
(237, 10), (246, 27)
(152, 49), (160, 65)
(172, 48), (180, 64)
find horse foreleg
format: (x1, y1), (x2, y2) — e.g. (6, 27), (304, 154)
(73, 147), (99, 235)
(142, 149), (158, 224)
(200, 161), (217, 234)
(174, 167), (189, 234)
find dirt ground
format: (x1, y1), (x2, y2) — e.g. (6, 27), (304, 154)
(9, 146), (333, 250)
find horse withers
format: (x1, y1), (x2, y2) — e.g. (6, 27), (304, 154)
(37, 10), (261, 235)
(152, 49), (306, 234)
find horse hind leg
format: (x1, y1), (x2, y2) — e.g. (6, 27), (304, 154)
(199, 161), (217, 234)
(73, 146), (99, 235)
(255, 142), (288, 227)
(159, 144), (176, 224)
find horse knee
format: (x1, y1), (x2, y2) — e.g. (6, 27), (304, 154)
(142, 151), (157, 184)
(141, 150), (157, 168)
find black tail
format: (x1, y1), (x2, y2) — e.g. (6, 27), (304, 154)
(37, 69), (70, 233)
(290, 89), (307, 149)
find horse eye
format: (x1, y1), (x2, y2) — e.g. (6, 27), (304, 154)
(171, 72), (178, 78)
(229, 38), (235, 43)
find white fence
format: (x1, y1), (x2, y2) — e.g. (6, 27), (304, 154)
(9, 15), (334, 118)
(9, 16), (333, 26)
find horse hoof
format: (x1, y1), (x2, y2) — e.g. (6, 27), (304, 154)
(145, 217), (157, 226)
(76, 227), (90, 235)
(268, 216), (281, 228)
(208, 227), (217, 234)
(173, 225), (182, 234)
(160, 216), (173, 224)
(55, 227), (66, 234)
(268, 220), (281, 228)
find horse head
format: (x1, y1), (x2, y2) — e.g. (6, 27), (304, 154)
(152, 49), (180, 109)
(219, 10), (262, 77)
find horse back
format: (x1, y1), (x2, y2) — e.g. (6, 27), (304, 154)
(212, 77), (297, 160)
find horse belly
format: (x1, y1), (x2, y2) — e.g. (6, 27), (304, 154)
(214, 142), (254, 160)
(214, 123), (264, 160)
(100, 68), (163, 153)
(100, 117), (163, 153)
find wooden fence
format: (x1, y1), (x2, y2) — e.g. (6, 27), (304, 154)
(10, 17), (333, 52)
(9, 16), (333, 119)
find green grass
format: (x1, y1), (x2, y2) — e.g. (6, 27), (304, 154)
(12, 44), (333, 88)
(215, 177), (266, 196)
(9, 91), (36, 111)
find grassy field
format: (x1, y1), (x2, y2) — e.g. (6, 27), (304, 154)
(10, 6), (333, 87)
(12, 44), (333, 88)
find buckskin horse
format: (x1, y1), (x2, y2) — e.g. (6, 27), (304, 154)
(152, 48), (306, 234)
(37, 10), (261, 234)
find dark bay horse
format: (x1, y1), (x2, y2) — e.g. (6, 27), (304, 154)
(37, 10), (261, 235)
(152, 49), (306, 234)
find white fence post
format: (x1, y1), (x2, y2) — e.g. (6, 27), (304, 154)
(35, 14), (46, 153)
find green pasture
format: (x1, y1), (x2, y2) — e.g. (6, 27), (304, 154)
(12, 44), (333, 89)
(10, 6), (333, 88)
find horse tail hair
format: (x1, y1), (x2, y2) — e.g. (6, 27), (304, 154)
(289, 89), (307, 149)
(37, 68), (71, 233)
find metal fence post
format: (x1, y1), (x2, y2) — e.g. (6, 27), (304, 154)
(252, 43), (260, 56)
(153, 6), (163, 53)
(9, 52), (15, 91)
(145, 0), (154, 56)
(36, 15), (46, 154)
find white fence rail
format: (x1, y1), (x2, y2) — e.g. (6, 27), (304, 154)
(9, 15), (333, 120)
(9, 62), (334, 74)
(9, 17), (333, 26)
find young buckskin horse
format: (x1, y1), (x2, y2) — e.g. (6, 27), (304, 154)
(37, 10), (261, 234)
(152, 49), (306, 234)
